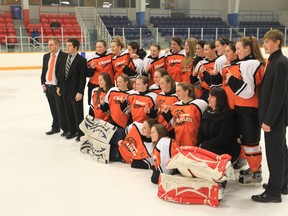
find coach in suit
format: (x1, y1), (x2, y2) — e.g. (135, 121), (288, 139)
(57, 38), (87, 142)
(252, 29), (288, 203)
(41, 38), (68, 136)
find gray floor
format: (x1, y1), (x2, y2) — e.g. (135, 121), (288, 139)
(0, 70), (287, 216)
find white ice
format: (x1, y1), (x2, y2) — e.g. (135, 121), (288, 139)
(0, 70), (287, 216)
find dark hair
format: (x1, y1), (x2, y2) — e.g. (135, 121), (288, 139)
(160, 75), (176, 92)
(128, 41), (140, 53)
(151, 124), (168, 145)
(117, 74), (132, 90)
(155, 68), (168, 77)
(136, 76), (150, 91)
(97, 39), (107, 48)
(145, 118), (158, 129)
(227, 42), (236, 53)
(263, 29), (284, 49)
(67, 38), (80, 50)
(196, 40), (207, 49)
(97, 72), (113, 104)
(151, 43), (161, 50)
(216, 37), (230, 46)
(205, 41), (216, 49)
(208, 88), (230, 113)
(49, 38), (60, 45)
(171, 37), (183, 50)
(177, 82), (196, 99)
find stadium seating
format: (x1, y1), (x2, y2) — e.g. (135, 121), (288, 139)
(0, 12), (17, 44)
(25, 13), (83, 44)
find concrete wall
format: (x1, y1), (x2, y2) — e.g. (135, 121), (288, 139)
(1, 49), (288, 70)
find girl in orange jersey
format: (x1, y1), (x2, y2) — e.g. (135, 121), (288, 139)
(163, 83), (207, 146)
(89, 72), (113, 121)
(100, 74), (133, 128)
(150, 124), (179, 184)
(143, 43), (165, 86)
(157, 75), (179, 138)
(165, 37), (185, 82)
(110, 35), (130, 80)
(214, 37), (230, 75)
(125, 41), (145, 87)
(191, 41), (222, 101)
(121, 76), (158, 123)
(117, 119), (158, 168)
(225, 36), (265, 185)
(182, 37), (197, 83)
(149, 68), (168, 94)
(86, 40), (114, 105)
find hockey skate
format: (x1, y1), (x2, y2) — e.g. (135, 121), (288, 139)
(239, 166), (262, 178)
(238, 170), (262, 186)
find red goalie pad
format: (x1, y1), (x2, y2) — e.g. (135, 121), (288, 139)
(158, 174), (223, 207)
(166, 146), (233, 182)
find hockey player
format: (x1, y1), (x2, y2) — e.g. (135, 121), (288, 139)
(225, 36), (265, 185)
(143, 43), (165, 86)
(165, 37), (185, 82)
(182, 38), (197, 83)
(86, 40), (114, 105)
(149, 68), (168, 94)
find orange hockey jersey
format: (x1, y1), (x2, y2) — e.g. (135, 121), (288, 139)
(171, 99), (207, 146)
(90, 87), (110, 121)
(165, 49), (185, 82)
(111, 49), (130, 80)
(143, 52), (165, 85)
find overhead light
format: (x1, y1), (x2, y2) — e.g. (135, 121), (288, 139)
(61, 1), (70, 5)
(103, 2), (112, 8)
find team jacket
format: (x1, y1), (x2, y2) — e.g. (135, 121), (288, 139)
(170, 99), (207, 146)
(149, 84), (162, 94)
(226, 55), (265, 111)
(102, 87), (133, 128)
(90, 87), (110, 121)
(118, 122), (154, 166)
(86, 50), (114, 85)
(123, 90), (158, 123)
(165, 49), (185, 82)
(143, 51), (165, 85)
(222, 59), (240, 109)
(153, 137), (179, 173)
(156, 91), (179, 131)
(111, 49), (130, 80)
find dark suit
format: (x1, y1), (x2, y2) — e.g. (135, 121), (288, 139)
(41, 50), (68, 132)
(58, 53), (87, 137)
(258, 49), (288, 197)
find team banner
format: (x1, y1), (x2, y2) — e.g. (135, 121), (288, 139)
(158, 173), (223, 207)
(166, 146), (234, 182)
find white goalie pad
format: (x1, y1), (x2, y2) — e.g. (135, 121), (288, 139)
(79, 115), (117, 143)
(80, 135), (92, 154)
(158, 173), (223, 207)
(89, 139), (110, 164)
(166, 146), (234, 182)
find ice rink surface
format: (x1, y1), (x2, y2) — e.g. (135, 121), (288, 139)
(0, 70), (287, 216)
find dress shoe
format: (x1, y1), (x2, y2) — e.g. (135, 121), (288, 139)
(46, 129), (60, 135)
(61, 131), (70, 137)
(263, 183), (288, 195)
(65, 132), (78, 139)
(251, 192), (282, 203)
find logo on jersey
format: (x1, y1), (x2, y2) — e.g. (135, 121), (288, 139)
(113, 95), (126, 104)
(123, 137), (138, 156)
(114, 60), (126, 68)
(169, 59), (182, 67)
(157, 99), (171, 113)
(154, 62), (165, 70)
(133, 100), (147, 108)
(99, 59), (111, 68)
(174, 109), (192, 126)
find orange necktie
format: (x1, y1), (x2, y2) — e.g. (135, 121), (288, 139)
(47, 54), (56, 81)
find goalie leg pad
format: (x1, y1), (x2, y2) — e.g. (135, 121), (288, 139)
(158, 173), (223, 207)
(89, 139), (111, 164)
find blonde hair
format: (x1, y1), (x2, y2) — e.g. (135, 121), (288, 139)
(263, 29), (284, 49)
(112, 35), (125, 49)
(182, 37), (197, 67)
(177, 82), (196, 99)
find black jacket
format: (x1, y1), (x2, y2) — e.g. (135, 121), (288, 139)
(258, 49), (288, 127)
(197, 109), (240, 162)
